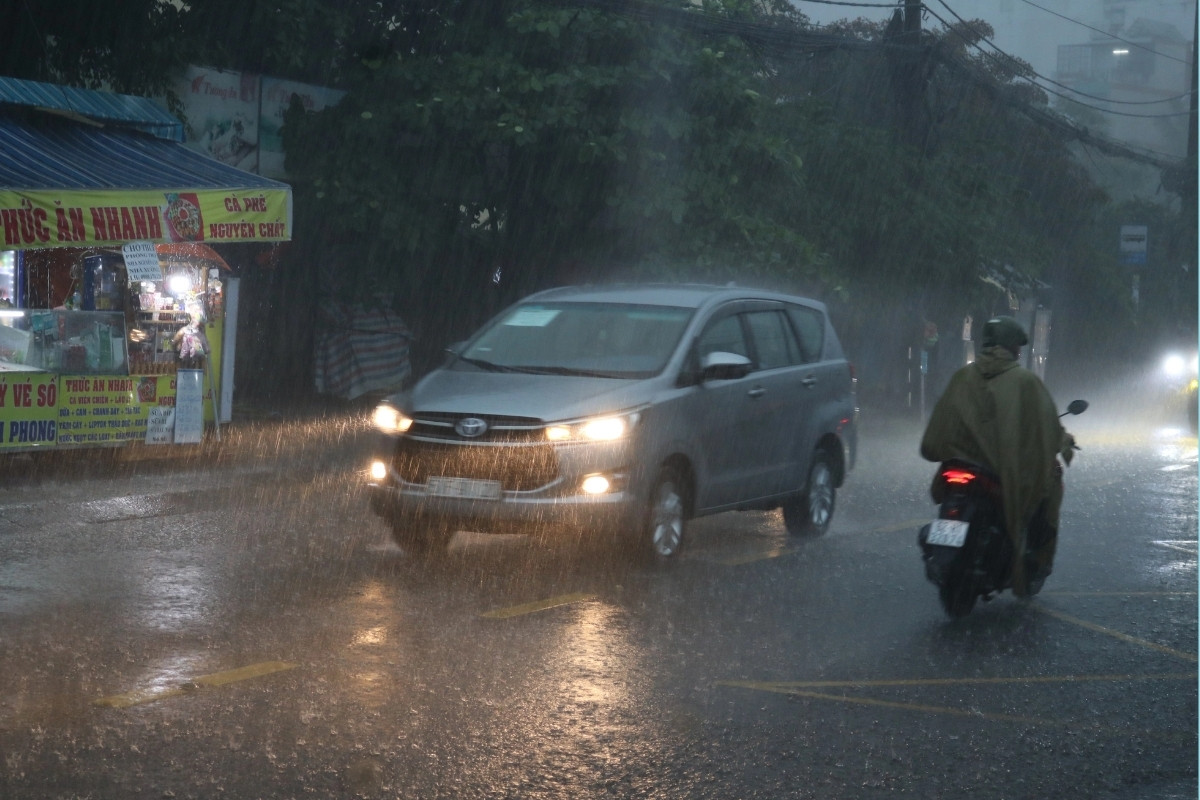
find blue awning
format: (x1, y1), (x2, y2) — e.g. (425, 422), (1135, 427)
(0, 76), (184, 142)
(0, 111), (292, 249)
(0, 112), (286, 193)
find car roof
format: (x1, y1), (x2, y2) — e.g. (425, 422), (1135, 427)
(520, 283), (824, 311)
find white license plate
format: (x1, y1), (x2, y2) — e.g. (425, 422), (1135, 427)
(926, 519), (969, 548)
(425, 476), (502, 500)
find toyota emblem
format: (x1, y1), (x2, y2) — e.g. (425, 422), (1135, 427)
(455, 417), (489, 438)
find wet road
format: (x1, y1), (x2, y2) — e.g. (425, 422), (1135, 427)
(0, 408), (1195, 799)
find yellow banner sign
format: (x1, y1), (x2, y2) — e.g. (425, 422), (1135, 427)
(0, 373), (59, 448)
(0, 187), (291, 249)
(0, 373), (186, 449)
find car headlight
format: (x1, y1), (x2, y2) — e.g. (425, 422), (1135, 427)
(372, 404), (413, 434)
(545, 412), (640, 442)
(1163, 353), (1187, 379)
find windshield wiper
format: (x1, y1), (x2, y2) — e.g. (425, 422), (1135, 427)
(518, 365), (629, 378)
(458, 357), (629, 378)
(456, 355), (520, 373)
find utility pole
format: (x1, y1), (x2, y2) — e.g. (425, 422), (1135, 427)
(884, 0), (927, 148)
(903, 0), (920, 37)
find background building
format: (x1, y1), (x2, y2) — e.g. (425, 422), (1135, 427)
(795, 0), (1195, 161)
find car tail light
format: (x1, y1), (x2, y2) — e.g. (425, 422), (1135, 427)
(941, 468), (976, 485)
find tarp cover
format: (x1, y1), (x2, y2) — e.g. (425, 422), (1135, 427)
(156, 243), (233, 270)
(0, 76), (184, 141)
(314, 302), (412, 400)
(0, 112), (292, 250)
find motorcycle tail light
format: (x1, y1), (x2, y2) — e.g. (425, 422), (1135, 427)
(942, 469), (976, 485)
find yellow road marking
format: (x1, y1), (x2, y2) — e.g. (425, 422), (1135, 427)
(719, 673), (1196, 725)
(93, 685), (190, 709)
(707, 518), (929, 559)
(1035, 606), (1197, 662)
(190, 660), (298, 687)
(865, 518), (928, 535)
(94, 661), (297, 709)
(1153, 540), (1198, 554)
(713, 546), (795, 566)
(480, 592), (596, 619)
(720, 682), (1052, 724)
(1047, 591), (1196, 597)
(720, 673), (1195, 690)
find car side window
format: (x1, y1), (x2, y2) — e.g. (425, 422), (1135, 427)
(746, 310), (801, 370)
(787, 306), (825, 363)
(695, 314), (750, 362)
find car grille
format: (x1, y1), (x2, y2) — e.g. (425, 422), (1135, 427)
(392, 414), (558, 491)
(408, 413), (546, 444)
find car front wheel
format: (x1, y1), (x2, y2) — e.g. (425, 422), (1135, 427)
(784, 452), (835, 536)
(638, 467), (688, 559)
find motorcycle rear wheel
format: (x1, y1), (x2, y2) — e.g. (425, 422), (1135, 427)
(938, 579), (977, 618)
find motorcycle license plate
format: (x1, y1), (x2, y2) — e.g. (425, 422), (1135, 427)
(927, 519), (969, 548)
(425, 476), (502, 500)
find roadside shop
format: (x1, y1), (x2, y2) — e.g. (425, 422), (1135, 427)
(0, 77), (292, 452)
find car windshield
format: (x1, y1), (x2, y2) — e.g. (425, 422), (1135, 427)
(457, 302), (693, 378)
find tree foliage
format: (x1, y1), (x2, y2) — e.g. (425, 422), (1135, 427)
(0, 1), (187, 96)
(4, 0), (1189, 398)
(271, 0), (839, 369)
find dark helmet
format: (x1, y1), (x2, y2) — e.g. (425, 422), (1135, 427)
(981, 316), (1028, 353)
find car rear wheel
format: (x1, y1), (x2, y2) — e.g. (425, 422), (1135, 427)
(637, 467), (688, 559)
(784, 452), (835, 537)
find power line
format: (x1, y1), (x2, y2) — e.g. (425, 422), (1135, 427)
(566, 0), (1190, 167)
(793, 0), (900, 7)
(930, 38), (1186, 169)
(1016, 0), (1193, 66)
(928, 0), (1195, 115)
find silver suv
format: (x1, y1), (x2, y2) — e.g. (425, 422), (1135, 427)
(367, 284), (857, 558)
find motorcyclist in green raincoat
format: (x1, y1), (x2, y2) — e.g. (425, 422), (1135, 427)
(919, 316), (1076, 596)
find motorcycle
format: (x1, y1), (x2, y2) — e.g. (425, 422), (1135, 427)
(917, 399), (1088, 618)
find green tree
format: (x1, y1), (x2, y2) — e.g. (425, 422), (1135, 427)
(1, 1), (187, 97)
(767, 13), (1123, 396)
(6, 0), (1187, 402)
(281, 0), (825, 375)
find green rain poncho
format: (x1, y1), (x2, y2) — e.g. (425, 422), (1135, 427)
(920, 346), (1074, 595)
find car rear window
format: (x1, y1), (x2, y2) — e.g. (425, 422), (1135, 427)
(787, 306), (825, 363)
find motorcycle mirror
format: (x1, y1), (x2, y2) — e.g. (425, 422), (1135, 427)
(1064, 399), (1088, 416)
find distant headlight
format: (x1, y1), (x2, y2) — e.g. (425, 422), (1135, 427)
(372, 404), (413, 434)
(1163, 353), (1187, 378)
(545, 412), (640, 442)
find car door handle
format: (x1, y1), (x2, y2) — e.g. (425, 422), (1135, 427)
(800, 376), (818, 388)
(747, 387), (766, 399)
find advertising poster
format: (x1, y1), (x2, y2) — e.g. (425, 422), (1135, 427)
(0, 187), (291, 249)
(146, 406), (175, 445)
(259, 78), (345, 179)
(176, 66), (260, 172)
(58, 375), (141, 446)
(135, 375), (179, 446)
(174, 369), (205, 444)
(58, 375), (178, 447)
(0, 373), (59, 449)
(171, 65), (345, 181)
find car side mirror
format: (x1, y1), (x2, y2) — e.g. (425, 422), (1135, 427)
(700, 351), (753, 381)
(443, 341), (466, 365)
